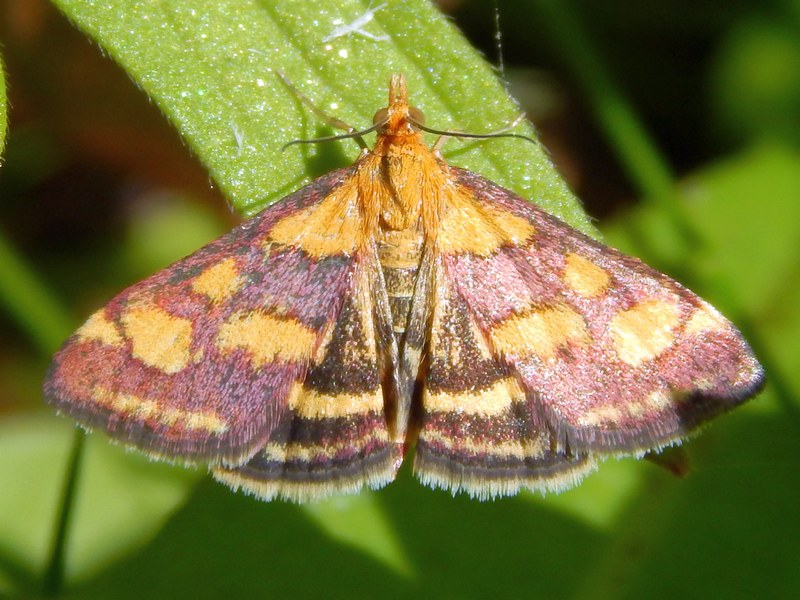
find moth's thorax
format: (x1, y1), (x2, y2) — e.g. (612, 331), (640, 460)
(361, 72), (447, 235)
(359, 132), (447, 234)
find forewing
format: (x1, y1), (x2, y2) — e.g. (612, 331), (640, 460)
(438, 167), (764, 457)
(44, 167), (367, 468)
(214, 244), (403, 501)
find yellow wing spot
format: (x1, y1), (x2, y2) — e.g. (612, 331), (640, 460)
(490, 304), (590, 361)
(217, 311), (317, 367)
(76, 310), (123, 347)
(576, 405), (623, 427)
(93, 387), (228, 433)
(258, 430), (391, 464)
(626, 402), (647, 419)
(121, 304), (193, 374)
(641, 388), (690, 413)
(563, 253), (610, 298)
(421, 430), (548, 460)
(104, 389), (159, 420)
(609, 298), (681, 367)
(182, 411), (228, 433)
(424, 377), (525, 417)
(268, 182), (362, 258)
(627, 390), (673, 419)
(694, 378), (716, 391)
(287, 382), (384, 419)
(685, 301), (728, 336)
(647, 389), (672, 410)
(437, 188), (535, 256)
(191, 258), (244, 302)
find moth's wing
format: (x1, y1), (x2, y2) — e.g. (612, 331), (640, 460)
(214, 241), (404, 501)
(411, 250), (596, 499)
(45, 167), (401, 494)
(412, 167), (764, 498)
(435, 166), (764, 455)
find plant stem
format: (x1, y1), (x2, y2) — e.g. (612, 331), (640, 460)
(42, 431), (85, 597)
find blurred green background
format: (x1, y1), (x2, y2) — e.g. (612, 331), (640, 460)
(0, 0), (798, 598)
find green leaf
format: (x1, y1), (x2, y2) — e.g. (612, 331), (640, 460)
(0, 414), (198, 592)
(50, 0), (594, 233)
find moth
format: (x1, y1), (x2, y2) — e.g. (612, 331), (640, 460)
(45, 75), (765, 501)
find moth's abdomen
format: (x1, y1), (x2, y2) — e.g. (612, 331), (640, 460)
(377, 224), (425, 341)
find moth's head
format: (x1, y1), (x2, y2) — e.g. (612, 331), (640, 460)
(372, 74), (426, 137)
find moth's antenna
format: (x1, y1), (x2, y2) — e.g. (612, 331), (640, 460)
(276, 70), (374, 150)
(277, 70), (533, 151)
(416, 113), (536, 152)
(281, 122), (384, 150)
(414, 119), (535, 144)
